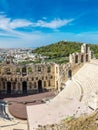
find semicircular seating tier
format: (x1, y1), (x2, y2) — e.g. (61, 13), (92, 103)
(27, 59), (98, 130)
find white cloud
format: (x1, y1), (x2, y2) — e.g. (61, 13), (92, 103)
(42, 17), (47, 20)
(0, 14), (74, 48)
(0, 14), (98, 48)
(35, 18), (73, 29)
(10, 19), (32, 29)
(0, 15), (10, 30)
(0, 12), (5, 14)
(0, 15), (33, 31)
(0, 14), (74, 31)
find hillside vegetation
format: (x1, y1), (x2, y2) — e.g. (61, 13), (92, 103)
(33, 41), (98, 64)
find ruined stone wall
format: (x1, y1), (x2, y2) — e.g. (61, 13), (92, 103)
(59, 44), (93, 90)
(0, 63), (59, 95)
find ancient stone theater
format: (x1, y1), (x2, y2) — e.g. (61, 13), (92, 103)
(0, 44), (93, 95)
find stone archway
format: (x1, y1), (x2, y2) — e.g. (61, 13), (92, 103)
(86, 54), (88, 62)
(75, 55), (78, 63)
(38, 80), (42, 93)
(68, 70), (72, 79)
(22, 67), (27, 76)
(81, 55), (84, 62)
(22, 81), (27, 94)
(7, 81), (11, 94)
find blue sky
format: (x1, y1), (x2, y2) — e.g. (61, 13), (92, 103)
(0, 0), (98, 48)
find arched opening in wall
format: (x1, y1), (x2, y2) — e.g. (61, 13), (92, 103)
(86, 54), (88, 62)
(29, 82), (32, 87)
(47, 66), (51, 73)
(68, 70), (72, 79)
(81, 55), (84, 62)
(16, 67), (21, 74)
(28, 67), (32, 74)
(22, 67), (27, 76)
(22, 81), (27, 94)
(7, 81), (11, 94)
(56, 81), (58, 90)
(38, 80), (42, 93)
(86, 44), (88, 53)
(38, 66), (41, 72)
(75, 55), (78, 63)
(6, 68), (11, 75)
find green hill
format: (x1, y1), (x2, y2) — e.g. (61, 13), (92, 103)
(33, 41), (98, 64)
